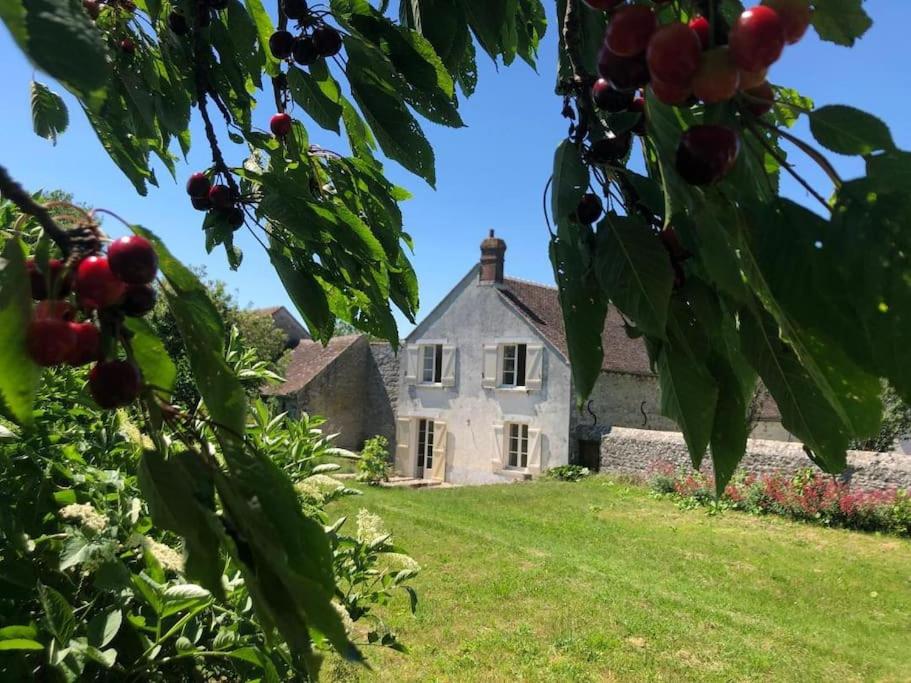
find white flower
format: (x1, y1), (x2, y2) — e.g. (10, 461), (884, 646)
(381, 553), (420, 573)
(59, 503), (107, 533)
(355, 509), (388, 545)
(295, 474), (345, 504)
(141, 537), (185, 573)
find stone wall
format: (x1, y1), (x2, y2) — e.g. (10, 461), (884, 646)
(364, 342), (399, 445)
(600, 427), (911, 492)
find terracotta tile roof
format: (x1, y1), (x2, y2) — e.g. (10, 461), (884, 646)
(264, 335), (363, 397)
(500, 278), (653, 376)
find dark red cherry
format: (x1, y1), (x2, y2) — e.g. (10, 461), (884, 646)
(66, 322), (101, 366)
(646, 22), (702, 86)
(89, 360), (142, 409)
(186, 172), (211, 198)
(675, 125), (740, 185)
(108, 235), (158, 285)
(269, 30), (294, 59)
(591, 78), (634, 112)
(313, 26), (342, 57)
(604, 5), (657, 57)
(574, 194), (603, 224)
(598, 47), (650, 91)
(75, 256), (127, 310)
(27, 317), (76, 367)
(121, 284), (157, 317)
(729, 6), (786, 72)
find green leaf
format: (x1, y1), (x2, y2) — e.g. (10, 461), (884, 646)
(865, 150), (911, 193)
(0, 0), (28, 45)
(287, 64), (342, 134)
(657, 342), (718, 469)
(345, 36), (436, 186)
(29, 80), (68, 143)
(549, 140), (604, 405)
(0, 639), (43, 651)
(808, 105), (894, 156)
(594, 213), (672, 340)
(138, 450), (226, 600)
(161, 583), (212, 617)
(37, 583), (75, 645)
(124, 317), (176, 400)
(20, 0), (110, 98)
(0, 238), (39, 426)
(268, 249), (334, 342)
(739, 307), (850, 473)
(462, 0), (518, 64)
(86, 608), (121, 649)
(811, 0), (872, 46)
(131, 226), (246, 437)
(0, 625), (38, 640)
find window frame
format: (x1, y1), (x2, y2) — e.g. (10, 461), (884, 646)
(506, 422), (530, 469)
(419, 344), (443, 385)
(416, 418), (435, 475)
(499, 343), (528, 388)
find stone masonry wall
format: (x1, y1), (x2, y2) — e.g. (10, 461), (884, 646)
(601, 427), (911, 492)
(364, 342), (399, 445)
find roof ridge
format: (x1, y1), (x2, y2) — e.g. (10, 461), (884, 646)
(504, 275), (558, 291)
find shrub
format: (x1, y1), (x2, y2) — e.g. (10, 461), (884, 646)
(358, 435), (391, 485)
(647, 461), (911, 537)
(548, 465), (591, 481)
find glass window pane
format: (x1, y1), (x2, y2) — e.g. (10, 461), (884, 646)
(417, 420), (426, 469)
(516, 344), (527, 387)
(434, 344), (443, 384)
(422, 347), (434, 382)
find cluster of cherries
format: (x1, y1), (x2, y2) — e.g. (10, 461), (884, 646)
(81, 0), (142, 54)
(185, 172), (246, 229)
(26, 236), (160, 409)
(586, 0), (811, 185)
(268, 0), (343, 66)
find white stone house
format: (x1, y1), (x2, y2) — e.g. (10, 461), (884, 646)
(394, 231), (789, 485)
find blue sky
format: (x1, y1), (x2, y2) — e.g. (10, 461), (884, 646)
(1, 2), (909, 336)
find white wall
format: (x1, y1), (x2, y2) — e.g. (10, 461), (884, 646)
(397, 269), (573, 485)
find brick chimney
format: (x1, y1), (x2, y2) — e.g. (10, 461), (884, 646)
(479, 230), (506, 285)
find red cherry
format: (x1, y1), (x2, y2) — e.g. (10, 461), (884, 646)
(688, 16), (711, 50)
(224, 206), (245, 229)
(630, 97), (646, 135)
(269, 30), (295, 59)
(598, 46), (650, 91)
(75, 256), (127, 310)
(186, 172), (211, 198)
(574, 193), (603, 224)
(744, 81), (775, 117)
(675, 125), (740, 185)
(646, 22), (702, 87)
(692, 48), (740, 104)
(739, 67), (768, 90)
(34, 300), (75, 321)
(604, 5), (657, 57)
(191, 195), (212, 211)
(89, 360), (141, 409)
(27, 317), (77, 367)
(292, 36), (319, 65)
(313, 26), (343, 57)
(591, 78), (634, 112)
(119, 38), (135, 55)
(208, 184), (234, 211)
(270, 113), (293, 137)
(121, 284), (157, 317)
(108, 235), (158, 285)
(583, 0), (624, 10)
(729, 6), (786, 72)
(590, 133), (632, 164)
(762, 0), (811, 44)
(650, 78), (692, 106)
(66, 322), (101, 366)
(282, 0), (308, 20)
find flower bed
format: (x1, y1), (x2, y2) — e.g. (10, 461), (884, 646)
(647, 462), (911, 536)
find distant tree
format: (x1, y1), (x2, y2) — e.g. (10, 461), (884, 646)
(854, 385), (911, 453)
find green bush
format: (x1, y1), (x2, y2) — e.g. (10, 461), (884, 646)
(357, 436), (391, 485)
(547, 465), (591, 482)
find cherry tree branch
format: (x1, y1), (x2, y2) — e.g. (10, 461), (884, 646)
(0, 163), (71, 252)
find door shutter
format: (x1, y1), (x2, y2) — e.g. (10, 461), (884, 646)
(441, 345), (456, 387)
(395, 418), (413, 476)
(491, 422), (505, 469)
(527, 427), (542, 471)
(526, 345), (544, 390)
(482, 345), (498, 388)
(404, 345), (419, 384)
(431, 420), (447, 481)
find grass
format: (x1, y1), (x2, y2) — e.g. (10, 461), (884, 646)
(325, 477), (911, 682)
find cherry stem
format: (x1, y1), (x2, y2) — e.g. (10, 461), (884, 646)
(756, 118), (844, 188)
(0, 164), (71, 253)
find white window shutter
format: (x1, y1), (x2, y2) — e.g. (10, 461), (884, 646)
(395, 418), (413, 476)
(404, 345), (419, 384)
(441, 345), (456, 387)
(491, 422), (505, 469)
(482, 345), (498, 388)
(528, 427), (542, 470)
(526, 345), (544, 390)
(431, 420), (447, 481)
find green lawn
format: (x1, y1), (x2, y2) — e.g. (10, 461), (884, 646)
(325, 477), (911, 682)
